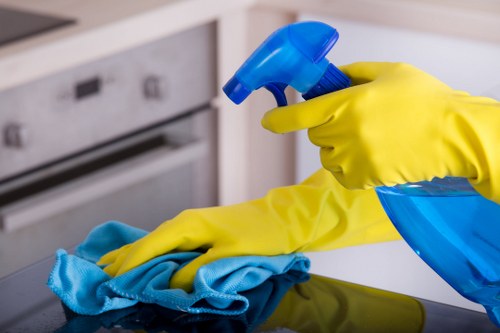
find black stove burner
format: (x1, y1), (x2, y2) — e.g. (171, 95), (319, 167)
(0, 6), (75, 47)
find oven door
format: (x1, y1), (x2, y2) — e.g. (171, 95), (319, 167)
(0, 108), (217, 277)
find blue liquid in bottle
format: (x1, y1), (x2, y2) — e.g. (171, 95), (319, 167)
(376, 177), (500, 327)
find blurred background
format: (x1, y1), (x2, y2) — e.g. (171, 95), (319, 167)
(0, 0), (499, 312)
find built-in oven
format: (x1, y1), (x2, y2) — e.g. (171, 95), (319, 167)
(0, 23), (218, 277)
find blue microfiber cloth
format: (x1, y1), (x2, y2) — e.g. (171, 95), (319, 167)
(54, 272), (308, 333)
(47, 221), (310, 316)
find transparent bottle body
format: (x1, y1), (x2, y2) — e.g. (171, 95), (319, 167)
(376, 177), (500, 327)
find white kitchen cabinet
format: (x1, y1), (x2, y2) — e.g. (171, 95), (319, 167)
(297, 14), (500, 311)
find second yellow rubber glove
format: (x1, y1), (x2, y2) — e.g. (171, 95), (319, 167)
(262, 62), (500, 203)
(98, 168), (400, 291)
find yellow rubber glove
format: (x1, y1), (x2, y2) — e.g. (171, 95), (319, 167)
(260, 274), (424, 333)
(262, 62), (500, 203)
(98, 168), (400, 291)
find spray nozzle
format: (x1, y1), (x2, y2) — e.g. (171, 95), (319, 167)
(223, 21), (351, 107)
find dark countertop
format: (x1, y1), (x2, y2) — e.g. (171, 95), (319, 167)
(1, 254), (499, 333)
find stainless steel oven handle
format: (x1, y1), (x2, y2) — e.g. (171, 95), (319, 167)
(0, 139), (208, 233)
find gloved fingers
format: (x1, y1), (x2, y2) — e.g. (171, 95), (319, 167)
(108, 239), (163, 276)
(319, 144), (379, 190)
(338, 62), (406, 85)
(305, 118), (348, 148)
(100, 235), (172, 276)
(319, 147), (344, 178)
(318, 146), (367, 190)
(169, 249), (225, 292)
(102, 250), (130, 276)
(97, 243), (132, 266)
(100, 223), (215, 277)
(261, 90), (350, 134)
(100, 240), (213, 278)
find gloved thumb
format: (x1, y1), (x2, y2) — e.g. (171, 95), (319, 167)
(169, 249), (224, 292)
(261, 90), (350, 134)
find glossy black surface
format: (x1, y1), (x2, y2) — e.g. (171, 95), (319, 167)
(1, 254), (498, 333)
(0, 6), (74, 47)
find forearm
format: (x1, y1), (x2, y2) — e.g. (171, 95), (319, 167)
(255, 168), (401, 253)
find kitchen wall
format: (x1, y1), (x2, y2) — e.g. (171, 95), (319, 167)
(298, 13), (500, 311)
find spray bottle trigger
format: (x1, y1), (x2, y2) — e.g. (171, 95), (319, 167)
(264, 82), (288, 107)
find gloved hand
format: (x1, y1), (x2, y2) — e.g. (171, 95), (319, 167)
(98, 168), (400, 291)
(262, 62), (500, 203)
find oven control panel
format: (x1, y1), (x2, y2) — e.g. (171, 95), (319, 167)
(0, 23), (216, 180)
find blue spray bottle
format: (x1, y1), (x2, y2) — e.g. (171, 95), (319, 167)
(223, 21), (500, 327)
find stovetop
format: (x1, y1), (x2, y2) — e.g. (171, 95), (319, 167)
(0, 254), (498, 333)
(0, 6), (74, 47)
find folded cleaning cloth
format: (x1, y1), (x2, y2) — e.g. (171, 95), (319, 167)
(47, 221), (310, 316)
